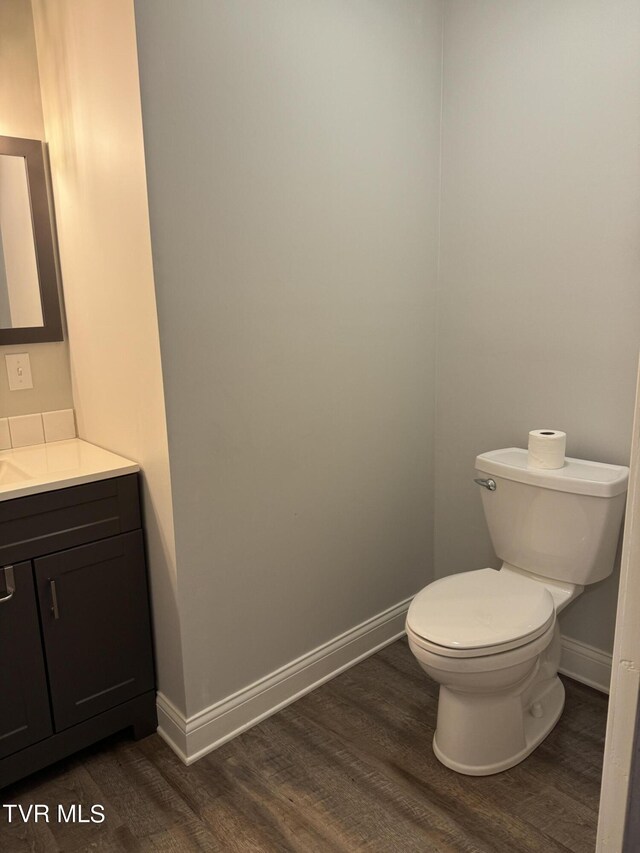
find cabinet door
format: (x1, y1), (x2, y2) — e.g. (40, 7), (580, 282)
(0, 561), (52, 759)
(35, 532), (155, 732)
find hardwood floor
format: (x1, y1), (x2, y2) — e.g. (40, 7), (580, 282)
(0, 639), (607, 852)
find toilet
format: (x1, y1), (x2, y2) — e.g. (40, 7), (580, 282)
(407, 447), (629, 776)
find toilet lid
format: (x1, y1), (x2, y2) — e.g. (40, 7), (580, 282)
(406, 568), (555, 652)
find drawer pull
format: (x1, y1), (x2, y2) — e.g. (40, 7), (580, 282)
(49, 579), (60, 620)
(0, 566), (15, 604)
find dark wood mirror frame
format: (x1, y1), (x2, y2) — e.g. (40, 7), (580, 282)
(0, 135), (63, 345)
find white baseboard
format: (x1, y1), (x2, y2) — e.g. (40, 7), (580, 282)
(560, 635), (612, 694)
(157, 597), (411, 765)
(156, 612), (611, 765)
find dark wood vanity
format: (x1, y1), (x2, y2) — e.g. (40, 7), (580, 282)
(0, 473), (156, 788)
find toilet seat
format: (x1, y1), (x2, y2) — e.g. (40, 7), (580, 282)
(406, 568), (555, 658)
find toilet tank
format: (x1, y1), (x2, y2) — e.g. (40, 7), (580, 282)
(475, 448), (629, 585)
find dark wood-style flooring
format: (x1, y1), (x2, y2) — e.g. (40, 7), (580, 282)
(0, 639), (607, 852)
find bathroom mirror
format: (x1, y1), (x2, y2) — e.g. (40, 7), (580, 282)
(0, 135), (63, 344)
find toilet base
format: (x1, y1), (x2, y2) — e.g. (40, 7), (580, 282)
(432, 674), (565, 776)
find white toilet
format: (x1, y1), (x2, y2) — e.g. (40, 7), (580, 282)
(406, 447), (628, 776)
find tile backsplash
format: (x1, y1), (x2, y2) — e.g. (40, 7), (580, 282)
(0, 419), (10, 450)
(0, 409), (76, 450)
(9, 414), (45, 448)
(43, 409), (76, 443)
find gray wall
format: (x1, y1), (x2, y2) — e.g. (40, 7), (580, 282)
(135, 0), (443, 716)
(436, 0), (640, 652)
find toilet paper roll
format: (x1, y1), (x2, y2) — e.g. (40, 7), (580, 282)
(527, 429), (566, 469)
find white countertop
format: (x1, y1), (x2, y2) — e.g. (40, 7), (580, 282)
(0, 439), (140, 501)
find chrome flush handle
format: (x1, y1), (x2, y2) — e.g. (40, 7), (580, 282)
(474, 477), (497, 491)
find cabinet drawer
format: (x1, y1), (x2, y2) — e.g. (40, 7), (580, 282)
(0, 475), (141, 565)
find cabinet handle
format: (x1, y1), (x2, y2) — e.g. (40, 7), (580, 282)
(49, 579), (60, 620)
(0, 566), (15, 604)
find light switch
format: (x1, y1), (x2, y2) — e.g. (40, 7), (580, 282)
(5, 353), (33, 391)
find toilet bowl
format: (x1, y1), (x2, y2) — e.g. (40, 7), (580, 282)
(407, 447), (629, 775)
(407, 567), (565, 775)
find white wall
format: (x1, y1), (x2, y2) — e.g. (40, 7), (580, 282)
(134, 0), (443, 717)
(31, 0), (185, 714)
(0, 0), (72, 418)
(436, 0), (640, 653)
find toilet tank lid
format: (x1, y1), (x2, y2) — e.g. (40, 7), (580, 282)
(476, 448), (629, 497)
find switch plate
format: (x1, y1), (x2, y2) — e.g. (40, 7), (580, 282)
(5, 353), (33, 391)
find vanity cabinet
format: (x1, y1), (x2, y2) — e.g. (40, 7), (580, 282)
(0, 474), (157, 788)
